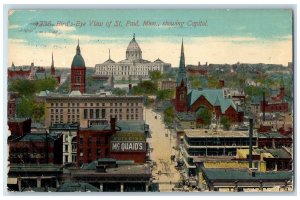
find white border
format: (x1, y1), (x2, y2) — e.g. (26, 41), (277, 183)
(1, 1), (299, 200)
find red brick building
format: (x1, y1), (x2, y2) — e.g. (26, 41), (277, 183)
(257, 132), (292, 149)
(174, 40), (243, 123)
(186, 62), (208, 76)
(8, 118), (31, 137)
(8, 132), (63, 164)
(70, 40), (86, 93)
(77, 118), (147, 166)
(7, 63), (31, 79)
(260, 100), (289, 113)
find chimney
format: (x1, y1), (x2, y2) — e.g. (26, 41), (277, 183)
(262, 92), (266, 121)
(280, 86), (284, 98)
(128, 84), (132, 95)
(198, 62), (200, 66)
(205, 62), (208, 66)
(219, 80), (225, 88)
(249, 118), (253, 169)
(110, 117), (116, 132)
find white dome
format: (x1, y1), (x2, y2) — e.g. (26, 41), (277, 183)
(126, 34), (142, 61)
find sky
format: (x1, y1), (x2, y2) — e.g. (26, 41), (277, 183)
(8, 9), (293, 68)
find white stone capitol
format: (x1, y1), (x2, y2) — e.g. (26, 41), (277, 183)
(94, 34), (171, 80)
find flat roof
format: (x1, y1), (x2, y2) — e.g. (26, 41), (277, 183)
(202, 168), (292, 181)
(71, 164), (151, 177)
(184, 129), (253, 138)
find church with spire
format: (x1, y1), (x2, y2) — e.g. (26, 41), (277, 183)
(174, 40), (244, 124)
(50, 52), (61, 84)
(94, 34), (171, 81)
(70, 40), (86, 93)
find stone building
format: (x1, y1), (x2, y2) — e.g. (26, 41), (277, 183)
(43, 91), (144, 127)
(94, 34), (171, 80)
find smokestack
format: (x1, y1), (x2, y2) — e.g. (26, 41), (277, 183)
(262, 92), (266, 121)
(249, 118), (253, 168)
(110, 117), (116, 132)
(198, 62), (200, 66)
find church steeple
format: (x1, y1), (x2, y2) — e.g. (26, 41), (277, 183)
(76, 39), (81, 55)
(51, 52), (55, 76)
(180, 39), (185, 68)
(176, 39), (187, 86)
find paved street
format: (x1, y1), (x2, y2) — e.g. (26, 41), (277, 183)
(145, 108), (181, 192)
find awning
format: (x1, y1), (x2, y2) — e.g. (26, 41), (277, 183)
(7, 178), (18, 184)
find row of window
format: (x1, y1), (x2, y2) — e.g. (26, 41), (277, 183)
(50, 102), (140, 107)
(97, 65), (161, 71)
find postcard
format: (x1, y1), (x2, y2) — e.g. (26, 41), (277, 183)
(6, 8), (293, 193)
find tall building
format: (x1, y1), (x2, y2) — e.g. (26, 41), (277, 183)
(43, 91), (144, 127)
(94, 34), (171, 80)
(70, 40), (86, 93)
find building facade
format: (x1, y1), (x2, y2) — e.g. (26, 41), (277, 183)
(180, 129), (257, 176)
(44, 92), (144, 127)
(49, 123), (80, 164)
(94, 34), (171, 80)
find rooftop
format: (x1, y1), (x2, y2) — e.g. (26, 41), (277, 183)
(177, 112), (196, 121)
(184, 129), (253, 138)
(57, 182), (99, 192)
(258, 132), (291, 139)
(71, 164), (151, 177)
(202, 168), (292, 181)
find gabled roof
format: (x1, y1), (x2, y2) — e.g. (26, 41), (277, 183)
(188, 89), (236, 114)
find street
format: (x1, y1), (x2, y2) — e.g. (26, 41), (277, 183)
(145, 108), (181, 192)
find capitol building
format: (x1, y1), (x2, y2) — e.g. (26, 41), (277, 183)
(94, 34), (171, 81)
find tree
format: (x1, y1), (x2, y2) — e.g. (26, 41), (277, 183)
(149, 70), (162, 83)
(16, 96), (34, 117)
(163, 106), (175, 124)
(132, 80), (157, 95)
(191, 77), (201, 89)
(196, 107), (212, 126)
(220, 116), (231, 130)
(32, 102), (45, 123)
(156, 89), (175, 101)
(112, 88), (127, 96)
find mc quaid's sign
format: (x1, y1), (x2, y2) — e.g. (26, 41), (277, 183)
(111, 141), (146, 152)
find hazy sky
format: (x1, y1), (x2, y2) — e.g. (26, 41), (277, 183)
(8, 9), (293, 68)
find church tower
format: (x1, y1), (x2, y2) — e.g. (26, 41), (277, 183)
(51, 52), (55, 76)
(70, 40), (86, 93)
(175, 40), (188, 112)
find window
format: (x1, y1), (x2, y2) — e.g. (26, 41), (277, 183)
(60, 109), (63, 113)
(65, 145), (68, 152)
(65, 155), (68, 162)
(91, 103), (93, 106)
(90, 109), (94, 118)
(77, 109), (79, 113)
(101, 109), (106, 118)
(68, 109), (70, 114)
(96, 103), (99, 106)
(96, 109), (100, 118)
(61, 103), (63, 106)
(51, 109), (54, 114)
(72, 109), (75, 114)
(75, 76), (80, 83)
(77, 103), (79, 106)
(102, 103), (105, 106)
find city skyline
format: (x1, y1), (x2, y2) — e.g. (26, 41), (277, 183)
(8, 9), (292, 68)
